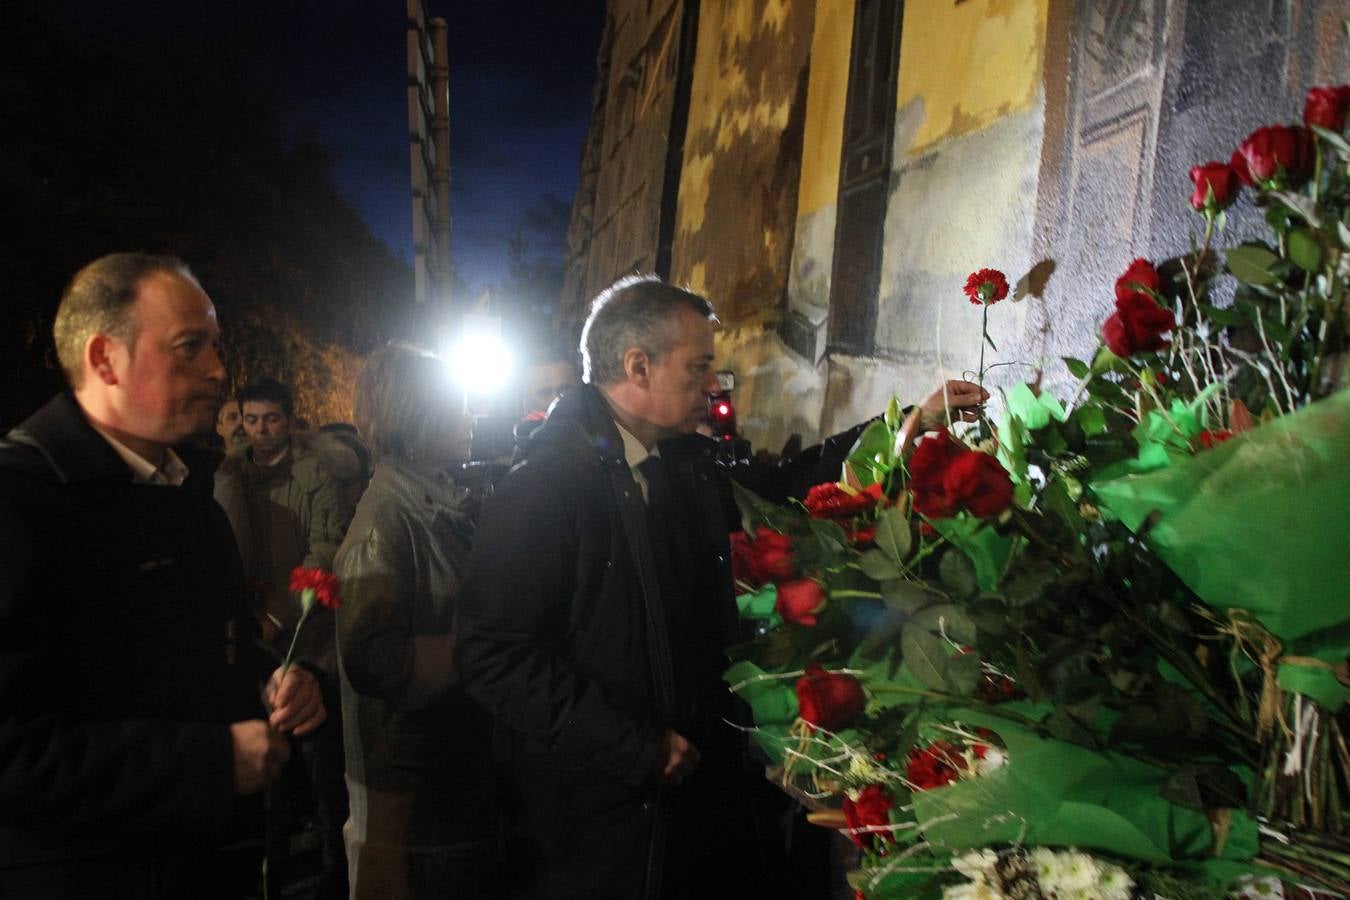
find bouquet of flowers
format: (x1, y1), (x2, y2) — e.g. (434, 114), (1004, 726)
(726, 82), (1350, 899)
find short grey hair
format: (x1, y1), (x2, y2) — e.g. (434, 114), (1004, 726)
(53, 253), (198, 386)
(579, 275), (717, 386)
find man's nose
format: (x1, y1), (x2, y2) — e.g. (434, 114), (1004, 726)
(202, 344), (226, 382)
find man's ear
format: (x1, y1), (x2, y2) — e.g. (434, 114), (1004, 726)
(621, 346), (651, 386)
(85, 333), (120, 386)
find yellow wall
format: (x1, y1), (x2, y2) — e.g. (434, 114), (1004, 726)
(897, 0), (1048, 156)
(796, 0), (855, 218)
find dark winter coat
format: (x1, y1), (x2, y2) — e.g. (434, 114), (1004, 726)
(334, 460), (498, 899)
(0, 392), (267, 897)
(455, 385), (767, 898)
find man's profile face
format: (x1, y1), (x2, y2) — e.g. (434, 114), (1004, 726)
(104, 272), (226, 445)
(216, 400), (246, 447)
(523, 361), (577, 416)
(644, 307), (719, 438)
(242, 400), (292, 462)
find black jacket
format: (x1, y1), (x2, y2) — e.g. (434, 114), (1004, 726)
(0, 393), (266, 893)
(455, 386), (863, 898)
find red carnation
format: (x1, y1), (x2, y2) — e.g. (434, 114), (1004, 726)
(841, 784), (895, 849)
(963, 268), (1010, 306)
(776, 577), (826, 626)
(1304, 84), (1350, 132)
(289, 566), (342, 610)
(1231, 124), (1313, 188)
(803, 481), (883, 520)
(1188, 161), (1239, 212)
(795, 662), (866, 731)
(905, 740), (967, 790)
(1103, 293), (1175, 357)
(941, 451), (1014, 518)
(1114, 258), (1161, 304)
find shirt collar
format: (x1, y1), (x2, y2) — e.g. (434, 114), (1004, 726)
(614, 420), (657, 471)
(90, 425), (189, 486)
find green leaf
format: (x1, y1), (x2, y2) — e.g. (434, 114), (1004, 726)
(984, 332), (999, 352)
(946, 651), (982, 695)
(859, 548), (903, 581)
(1003, 563), (1059, 608)
(938, 547), (978, 598)
(884, 395), (902, 432)
(874, 505), (912, 563)
(1288, 227), (1323, 272)
(858, 608), (907, 660)
(1312, 123), (1350, 156)
(1269, 191), (1322, 228)
(1225, 245), (1280, 286)
(730, 480), (785, 535)
(881, 579), (944, 613)
(912, 603), (977, 645)
(1072, 404), (1107, 438)
(901, 626), (949, 691)
(844, 419), (895, 488)
(1197, 301), (1246, 327)
(1063, 357), (1090, 379)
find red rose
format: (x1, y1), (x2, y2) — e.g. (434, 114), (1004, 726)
(1304, 84), (1350, 132)
(848, 524), (877, 545)
(963, 268), (1010, 306)
(940, 451), (1013, 518)
(905, 740), (967, 790)
(1102, 293), (1174, 357)
(907, 430), (964, 519)
(289, 566), (342, 610)
(1231, 125), (1313, 188)
(841, 784), (894, 849)
(1114, 258), (1161, 304)
(750, 526), (797, 581)
(795, 661), (866, 731)
(1197, 428), (1233, 450)
(776, 577), (826, 626)
(802, 481), (883, 520)
(1188, 161), (1239, 212)
(730, 531), (763, 589)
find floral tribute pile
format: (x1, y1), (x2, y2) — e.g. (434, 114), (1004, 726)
(726, 83), (1350, 899)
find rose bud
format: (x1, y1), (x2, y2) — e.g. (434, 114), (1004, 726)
(1188, 161), (1239, 212)
(1230, 124), (1313, 188)
(1114, 258), (1161, 304)
(775, 577), (826, 626)
(1304, 84), (1350, 132)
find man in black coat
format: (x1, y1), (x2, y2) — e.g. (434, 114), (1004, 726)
(0, 254), (326, 898)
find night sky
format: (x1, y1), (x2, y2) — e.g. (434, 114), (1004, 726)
(34, 0), (605, 295)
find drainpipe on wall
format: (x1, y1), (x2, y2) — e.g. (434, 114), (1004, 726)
(430, 17), (453, 311)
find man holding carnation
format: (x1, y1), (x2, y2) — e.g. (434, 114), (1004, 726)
(0, 254), (326, 897)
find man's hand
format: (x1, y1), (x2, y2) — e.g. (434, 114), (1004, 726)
(264, 666), (326, 736)
(230, 721), (290, 795)
(918, 380), (989, 431)
(653, 728), (700, 786)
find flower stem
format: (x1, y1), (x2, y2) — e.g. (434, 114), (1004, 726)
(277, 602), (311, 682)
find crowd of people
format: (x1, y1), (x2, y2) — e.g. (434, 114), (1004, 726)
(0, 253), (987, 899)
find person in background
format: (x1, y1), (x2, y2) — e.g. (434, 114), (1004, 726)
(216, 398), (247, 450)
(215, 377), (352, 899)
(0, 252), (324, 898)
(334, 342), (498, 898)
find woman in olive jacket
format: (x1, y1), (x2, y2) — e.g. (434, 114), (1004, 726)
(334, 343), (497, 898)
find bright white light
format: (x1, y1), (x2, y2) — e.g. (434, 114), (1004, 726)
(448, 334), (515, 396)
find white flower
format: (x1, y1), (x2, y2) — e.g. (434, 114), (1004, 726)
(971, 746), (1007, 777)
(942, 882), (1004, 900)
(1096, 863), (1134, 900)
(1032, 848), (1101, 894)
(952, 849), (999, 881)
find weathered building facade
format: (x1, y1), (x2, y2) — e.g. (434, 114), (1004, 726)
(562, 0), (1349, 451)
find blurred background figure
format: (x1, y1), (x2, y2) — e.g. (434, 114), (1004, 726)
(216, 398), (247, 450)
(335, 342), (498, 899)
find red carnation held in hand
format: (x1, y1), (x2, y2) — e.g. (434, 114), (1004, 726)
(1114, 258), (1161, 303)
(1304, 84), (1350, 132)
(795, 662), (866, 731)
(963, 268), (1010, 306)
(1230, 124), (1313, 188)
(1188, 161), (1239, 212)
(841, 783), (895, 849)
(1103, 293), (1175, 357)
(289, 566), (343, 610)
(776, 577), (826, 626)
(803, 481), (884, 520)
